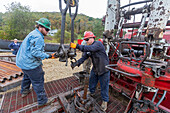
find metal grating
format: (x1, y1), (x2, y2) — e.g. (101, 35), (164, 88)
(0, 76), (80, 113)
(0, 76), (127, 113)
(93, 90), (127, 113)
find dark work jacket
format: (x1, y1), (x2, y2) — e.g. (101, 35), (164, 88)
(76, 41), (109, 76)
(8, 42), (20, 55)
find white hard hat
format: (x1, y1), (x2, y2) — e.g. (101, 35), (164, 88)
(14, 39), (18, 41)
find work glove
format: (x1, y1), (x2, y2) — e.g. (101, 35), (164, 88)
(71, 61), (79, 69)
(70, 42), (77, 49)
(48, 52), (59, 59)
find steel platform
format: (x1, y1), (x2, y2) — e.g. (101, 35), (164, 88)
(0, 76), (128, 113)
(0, 60), (23, 92)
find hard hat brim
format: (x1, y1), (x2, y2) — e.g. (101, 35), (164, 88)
(35, 21), (51, 30)
(83, 36), (96, 40)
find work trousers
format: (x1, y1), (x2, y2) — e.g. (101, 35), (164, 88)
(83, 58), (91, 74)
(21, 65), (48, 105)
(89, 70), (110, 102)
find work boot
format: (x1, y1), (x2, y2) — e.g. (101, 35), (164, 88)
(101, 101), (107, 111)
(38, 98), (55, 107)
(90, 93), (95, 97)
(87, 91), (95, 97)
(21, 89), (31, 98)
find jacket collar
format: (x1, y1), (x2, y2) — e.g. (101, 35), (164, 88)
(91, 41), (95, 45)
(35, 28), (44, 39)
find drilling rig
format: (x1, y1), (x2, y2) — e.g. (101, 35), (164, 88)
(0, 0), (170, 113)
(55, 0), (170, 112)
(103, 0), (170, 112)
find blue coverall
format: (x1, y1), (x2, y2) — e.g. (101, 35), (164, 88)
(8, 42), (20, 55)
(76, 41), (110, 102)
(16, 28), (50, 106)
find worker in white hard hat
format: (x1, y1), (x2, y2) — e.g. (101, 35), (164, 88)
(8, 38), (20, 55)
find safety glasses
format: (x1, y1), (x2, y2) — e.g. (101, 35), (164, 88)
(44, 27), (50, 32)
(40, 25), (50, 32)
(84, 38), (90, 41)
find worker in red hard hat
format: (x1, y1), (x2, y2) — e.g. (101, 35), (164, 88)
(70, 31), (110, 111)
(83, 31), (96, 45)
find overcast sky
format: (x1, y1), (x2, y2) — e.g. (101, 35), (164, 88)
(0, 0), (142, 18)
(0, 0), (106, 18)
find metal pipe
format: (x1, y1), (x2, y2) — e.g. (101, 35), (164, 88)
(105, 64), (140, 77)
(0, 55), (15, 57)
(119, 41), (150, 66)
(124, 5), (150, 18)
(74, 94), (87, 112)
(120, 0), (152, 9)
(122, 20), (170, 28)
(83, 75), (89, 99)
(0, 40), (69, 52)
(156, 90), (167, 107)
(0, 49), (12, 53)
(123, 22), (148, 28)
(151, 88), (159, 102)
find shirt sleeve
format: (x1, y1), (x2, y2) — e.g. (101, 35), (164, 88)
(77, 52), (89, 66)
(30, 37), (49, 60)
(77, 41), (103, 52)
(8, 43), (13, 49)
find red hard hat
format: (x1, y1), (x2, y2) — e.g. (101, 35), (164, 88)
(83, 31), (96, 40)
(98, 38), (103, 44)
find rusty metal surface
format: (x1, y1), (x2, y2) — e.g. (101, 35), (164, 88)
(0, 76), (127, 113)
(58, 88), (105, 113)
(105, 0), (120, 32)
(0, 60), (22, 83)
(122, 20), (170, 28)
(93, 89), (127, 113)
(147, 0), (170, 39)
(0, 60), (23, 91)
(0, 76), (80, 113)
(0, 56), (16, 63)
(0, 55), (15, 57)
(58, 87), (127, 113)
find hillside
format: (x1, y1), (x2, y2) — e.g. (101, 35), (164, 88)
(0, 3), (104, 41)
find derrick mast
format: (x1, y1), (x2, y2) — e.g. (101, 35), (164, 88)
(104, 0), (170, 112)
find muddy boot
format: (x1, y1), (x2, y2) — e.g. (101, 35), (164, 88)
(21, 89), (31, 98)
(38, 98), (55, 107)
(101, 101), (107, 111)
(90, 93), (95, 97)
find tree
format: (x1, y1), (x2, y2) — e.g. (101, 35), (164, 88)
(4, 2), (34, 40)
(0, 13), (3, 28)
(0, 4), (103, 41)
(55, 29), (78, 43)
(93, 20), (104, 40)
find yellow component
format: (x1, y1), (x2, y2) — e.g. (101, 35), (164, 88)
(70, 0), (75, 7)
(70, 42), (77, 49)
(64, 0), (76, 7)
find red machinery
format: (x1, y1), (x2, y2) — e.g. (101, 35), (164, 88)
(2, 0), (170, 113)
(103, 0), (170, 112)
